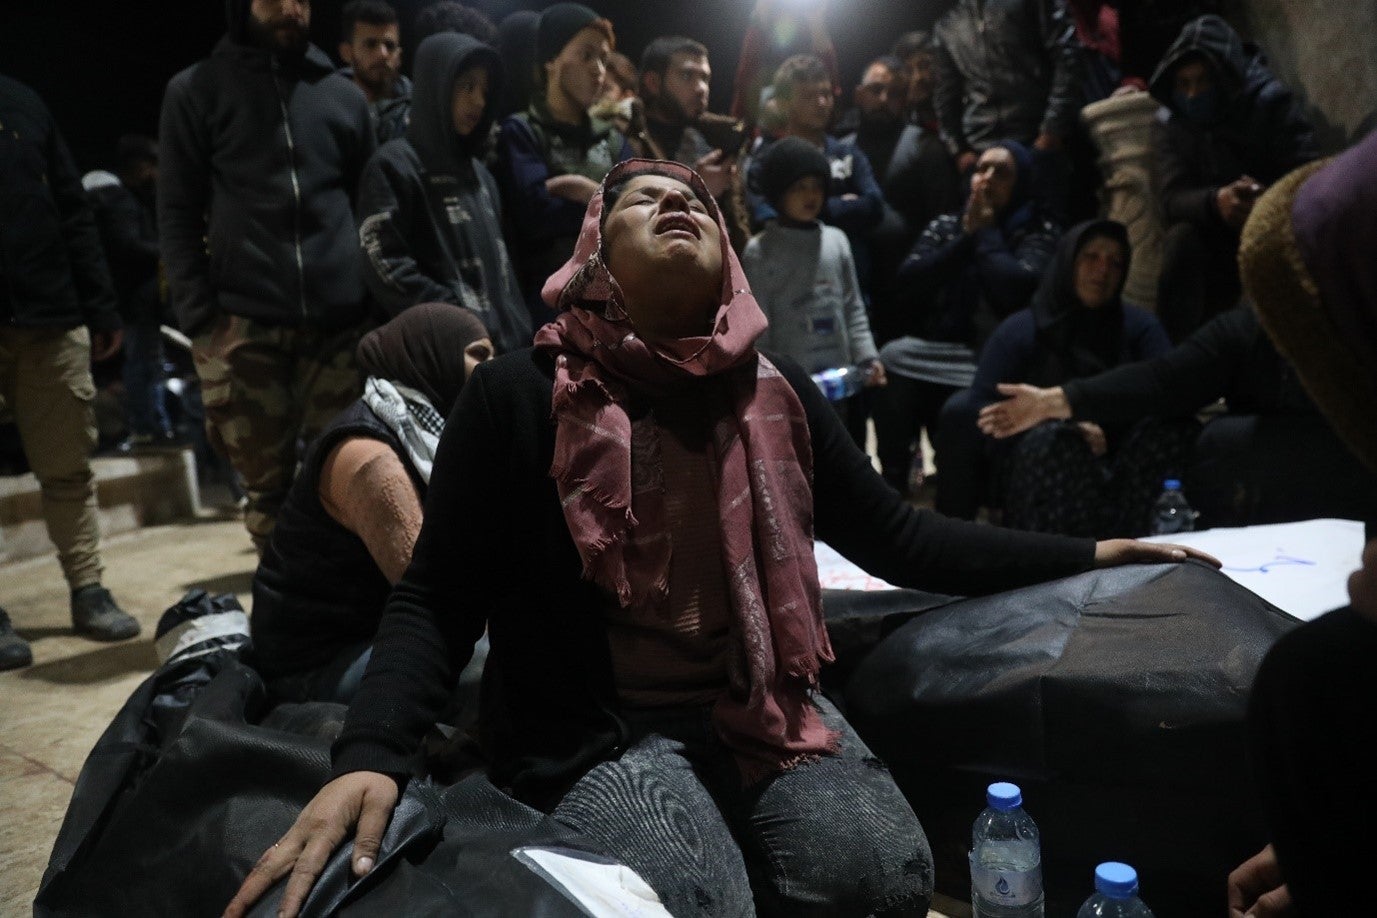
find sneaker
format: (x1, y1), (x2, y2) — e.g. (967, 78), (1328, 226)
(70, 586), (142, 642)
(0, 606), (34, 671)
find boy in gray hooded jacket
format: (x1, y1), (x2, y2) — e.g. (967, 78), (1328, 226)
(742, 136), (884, 440)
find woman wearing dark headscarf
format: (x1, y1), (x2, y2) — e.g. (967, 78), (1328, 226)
(938, 220), (1182, 534)
(226, 160), (1211, 918)
(249, 304), (492, 704)
(873, 140), (1061, 495)
(356, 33), (531, 354)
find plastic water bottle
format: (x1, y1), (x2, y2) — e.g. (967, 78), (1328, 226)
(1148, 478), (1198, 535)
(970, 782), (1044, 917)
(810, 365), (866, 403)
(1075, 862), (1156, 917)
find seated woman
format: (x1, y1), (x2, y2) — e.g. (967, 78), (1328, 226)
(495, 2), (632, 326)
(226, 160), (1212, 918)
(937, 219), (1178, 535)
(250, 305), (492, 704)
(977, 304), (1377, 528)
(872, 140), (1060, 495)
(357, 33), (531, 354)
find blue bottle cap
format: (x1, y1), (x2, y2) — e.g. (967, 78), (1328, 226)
(1163, 478), (1182, 490)
(986, 782), (1022, 810)
(1094, 862), (1139, 899)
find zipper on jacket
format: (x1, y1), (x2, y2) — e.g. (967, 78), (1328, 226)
(271, 57), (308, 321)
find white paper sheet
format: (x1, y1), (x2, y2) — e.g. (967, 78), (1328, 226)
(512, 846), (674, 918)
(1142, 518), (1365, 621)
(814, 541), (898, 592)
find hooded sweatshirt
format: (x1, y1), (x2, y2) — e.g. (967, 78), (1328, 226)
(356, 34), (532, 354)
(1148, 15), (1318, 231)
(158, 0), (376, 335)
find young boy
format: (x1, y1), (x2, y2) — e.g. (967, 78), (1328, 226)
(742, 135), (885, 438)
(356, 32), (531, 353)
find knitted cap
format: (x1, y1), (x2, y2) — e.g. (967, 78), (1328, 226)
(536, 3), (613, 66)
(759, 136), (831, 208)
(1241, 131), (1377, 473)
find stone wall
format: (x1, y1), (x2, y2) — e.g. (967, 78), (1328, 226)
(1231, 0), (1377, 151)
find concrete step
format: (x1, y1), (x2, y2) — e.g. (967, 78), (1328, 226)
(0, 448), (200, 566)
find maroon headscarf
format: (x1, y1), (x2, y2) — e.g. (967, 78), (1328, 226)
(533, 159), (837, 783)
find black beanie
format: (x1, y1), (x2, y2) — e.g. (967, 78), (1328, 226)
(759, 136), (832, 208)
(536, 3), (611, 66)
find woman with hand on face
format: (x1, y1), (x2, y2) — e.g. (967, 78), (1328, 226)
(936, 220), (1184, 536)
(872, 140), (1061, 497)
(225, 160), (1213, 918)
(495, 2), (632, 326)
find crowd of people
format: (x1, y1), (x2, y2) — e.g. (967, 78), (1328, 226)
(2, 0), (1375, 914)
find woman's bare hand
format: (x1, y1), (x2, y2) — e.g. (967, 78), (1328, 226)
(223, 771), (399, 918)
(1093, 538), (1221, 569)
(977, 383), (1071, 439)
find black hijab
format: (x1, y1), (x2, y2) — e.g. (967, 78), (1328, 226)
(1029, 219), (1132, 386)
(356, 303), (489, 417)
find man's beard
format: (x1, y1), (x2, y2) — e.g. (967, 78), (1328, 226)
(649, 92), (694, 127)
(246, 14), (308, 58)
(357, 65), (397, 98)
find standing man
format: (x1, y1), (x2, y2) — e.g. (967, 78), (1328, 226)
(338, 0), (410, 144)
(1148, 15), (1317, 342)
(632, 36), (749, 251)
(1, 75), (141, 671)
(933, 0), (1083, 211)
(85, 135), (174, 449)
(159, 0), (376, 550)
(841, 51), (961, 344)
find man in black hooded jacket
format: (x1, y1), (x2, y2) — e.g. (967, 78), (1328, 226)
(1149, 14), (1318, 342)
(356, 33), (531, 354)
(158, 0), (377, 550)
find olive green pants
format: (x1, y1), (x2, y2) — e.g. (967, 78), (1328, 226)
(0, 325), (103, 590)
(191, 313), (362, 550)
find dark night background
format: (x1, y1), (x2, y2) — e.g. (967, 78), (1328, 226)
(1, 0), (949, 172)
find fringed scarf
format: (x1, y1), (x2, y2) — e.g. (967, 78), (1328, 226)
(533, 159), (837, 784)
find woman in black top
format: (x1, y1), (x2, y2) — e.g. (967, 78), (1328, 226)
(226, 161), (1212, 918)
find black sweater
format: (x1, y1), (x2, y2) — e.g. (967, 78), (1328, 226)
(1063, 306), (1315, 422)
(332, 348), (1095, 808)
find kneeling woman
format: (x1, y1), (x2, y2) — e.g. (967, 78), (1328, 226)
(227, 162), (1210, 918)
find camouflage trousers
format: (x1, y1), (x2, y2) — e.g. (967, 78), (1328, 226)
(0, 326), (103, 590)
(192, 313), (363, 550)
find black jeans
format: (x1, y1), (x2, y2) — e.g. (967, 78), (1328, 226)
(1157, 221), (1242, 344)
(873, 375), (960, 492)
(551, 693), (933, 917)
(1187, 413), (1377, 528)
